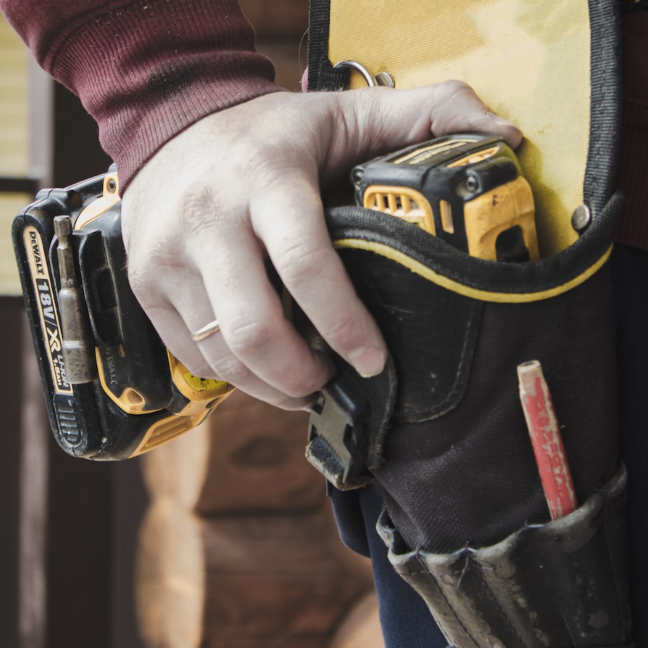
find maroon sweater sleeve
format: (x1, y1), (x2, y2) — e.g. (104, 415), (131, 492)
(0, 0), (282, 189)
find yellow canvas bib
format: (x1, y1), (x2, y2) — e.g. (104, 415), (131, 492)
(308, 0), (620, 265)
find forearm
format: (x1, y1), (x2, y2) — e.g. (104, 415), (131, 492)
(0, 0), (282, 188)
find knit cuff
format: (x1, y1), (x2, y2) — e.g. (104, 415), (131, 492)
(45, 0), (283, 189)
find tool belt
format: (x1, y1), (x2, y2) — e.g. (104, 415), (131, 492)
(302, 1), (637, 646)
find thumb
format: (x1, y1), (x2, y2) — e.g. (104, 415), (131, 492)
(322, 80), (523, 176)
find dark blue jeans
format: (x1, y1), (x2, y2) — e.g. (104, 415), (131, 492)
(613, 244), (648, 645)
(330, 244), (647, 648)
(330, 483), (446, 648)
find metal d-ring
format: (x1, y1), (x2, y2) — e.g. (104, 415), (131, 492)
(333, 60), (395, 88)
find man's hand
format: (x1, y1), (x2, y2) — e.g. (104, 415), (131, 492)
(121, 81), (522, 410)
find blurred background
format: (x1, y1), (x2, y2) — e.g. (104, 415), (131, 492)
(0, 2), (383, 646)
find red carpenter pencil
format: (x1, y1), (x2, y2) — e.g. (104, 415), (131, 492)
(517, 360), (577, 520)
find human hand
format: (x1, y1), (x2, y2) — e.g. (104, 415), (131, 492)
(121, 82), (522, 410)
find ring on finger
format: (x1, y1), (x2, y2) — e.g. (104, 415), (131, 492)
(191, 319), (221, 342)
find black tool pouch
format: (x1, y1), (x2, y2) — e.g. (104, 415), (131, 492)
(302, 0), (634, 646)
(310, 198), (621, 550)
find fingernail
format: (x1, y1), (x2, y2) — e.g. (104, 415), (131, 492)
(349, 347), (386, 378)
(487, 113), (523, 147)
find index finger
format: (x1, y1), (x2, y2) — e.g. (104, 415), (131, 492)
(251, 172), (388, 378)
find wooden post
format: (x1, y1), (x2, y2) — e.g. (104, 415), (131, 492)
(136, 392), (375, 648)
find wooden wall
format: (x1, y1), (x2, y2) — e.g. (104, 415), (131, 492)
(0, 16), (30, 294)
(136, 393), (379, 648)
(240, 0), (309, 91)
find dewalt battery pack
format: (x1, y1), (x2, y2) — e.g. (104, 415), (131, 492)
(352, 134), (539, 262)
(13, 169), (233, 460)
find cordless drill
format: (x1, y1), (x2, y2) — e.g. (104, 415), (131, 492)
(13, 134), (537, 462)
(13, 169), (233, 460)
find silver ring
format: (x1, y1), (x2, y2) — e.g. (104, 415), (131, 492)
(191, 319), (220, 342)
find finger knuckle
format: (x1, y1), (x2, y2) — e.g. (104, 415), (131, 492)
(178, 183), (224, 237)
(126, 261), (156, 308)
(225, 319), (274, 359)
(266, 364), (323, 401)
(318, 312), (360, 348)
(209, 354), (250, 386)
(275, 238), (326, 286)
(436, 79), (472, 99)
(272, 394), (312, 411)
(126, 245), (183, 309)
(280, 372), (321, 399)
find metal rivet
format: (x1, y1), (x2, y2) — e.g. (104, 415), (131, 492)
(375, 72), (395, 88)
(351, 168), (365, 185)
(107, 178), (117, 194)
(465, 176), (479, 193)
(571, 204), (591, 233)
